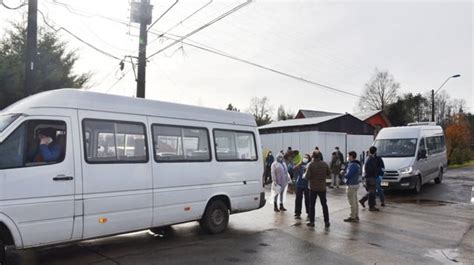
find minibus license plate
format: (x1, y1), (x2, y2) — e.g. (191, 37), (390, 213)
(381, 181), (389, 187)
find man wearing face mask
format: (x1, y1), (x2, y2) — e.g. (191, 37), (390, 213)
(29, 128), (62, 163)
(294, 153), (311, 220)
(271, 153), (290, 212)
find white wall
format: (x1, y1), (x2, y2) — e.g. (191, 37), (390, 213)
(260, 131), (374, 163)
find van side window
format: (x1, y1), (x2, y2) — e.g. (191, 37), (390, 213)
(0, 120), (67, 169)
(152, 124), (211, 162)
(419, 138), (426, 154)
(426, 136), (446, 154)
(83, 119), (148, 163)
(214, 129), (257, 161)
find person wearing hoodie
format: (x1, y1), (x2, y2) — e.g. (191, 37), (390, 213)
(342, 151), (361, 223)
(294, 153), (311, 220)
(271, 153), (290, 212)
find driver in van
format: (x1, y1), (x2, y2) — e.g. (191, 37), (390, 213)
(28, 128), (62, 163)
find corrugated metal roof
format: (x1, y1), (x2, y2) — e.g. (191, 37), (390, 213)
(298, 109), (341, 118)
(259, 114), (345, 130)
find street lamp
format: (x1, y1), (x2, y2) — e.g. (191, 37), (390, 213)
(431, 74), (461, 122)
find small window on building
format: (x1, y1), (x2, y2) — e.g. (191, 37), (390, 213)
(83, 119), (148, 163)
(214, 130), (257, 161)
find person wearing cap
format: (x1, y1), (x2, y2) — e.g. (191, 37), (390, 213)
(29, 128), (62, 163)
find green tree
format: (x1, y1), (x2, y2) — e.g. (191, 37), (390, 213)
(385, 93), (429, 126)
(225, 103), (240, 112)
(0, 23), (90, 109)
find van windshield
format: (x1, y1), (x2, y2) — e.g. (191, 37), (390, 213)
(0, 114), (20, 133)
(374, 138), (417, 158)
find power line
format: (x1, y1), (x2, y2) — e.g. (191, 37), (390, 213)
(161, 34), (360, 98)
(147, 0), (179, 32)
(147, 0), (251, 60)
(1, 0), (27, 10)
(37, 9), (123, 61)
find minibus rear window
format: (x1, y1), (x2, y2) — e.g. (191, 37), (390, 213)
(0, 114), (20, 133)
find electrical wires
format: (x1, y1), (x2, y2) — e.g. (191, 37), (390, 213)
(1, 0), (27, 10)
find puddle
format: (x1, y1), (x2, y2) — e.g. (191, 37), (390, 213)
(392, 199), (455, 206)
(424, 249), (459, 263)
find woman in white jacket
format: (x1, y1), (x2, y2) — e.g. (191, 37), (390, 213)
(271, 153), (290, 212)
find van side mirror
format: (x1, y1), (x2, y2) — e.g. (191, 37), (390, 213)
(417, 150), (427, 160)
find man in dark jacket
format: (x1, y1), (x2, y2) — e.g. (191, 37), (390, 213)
(360, 146), (380, 211)
(343, 151), (361, 222)
(305, 151), (330, 228)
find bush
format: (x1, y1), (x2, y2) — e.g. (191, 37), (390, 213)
(449, 148), (471, 165)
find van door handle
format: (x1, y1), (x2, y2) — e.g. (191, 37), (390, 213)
(53, 175), (74, 181)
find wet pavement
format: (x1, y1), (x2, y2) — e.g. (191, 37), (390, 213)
(7, 166), (474, 264)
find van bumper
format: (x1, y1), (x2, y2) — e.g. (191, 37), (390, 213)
(383, 175), (417, 190)
(258, 192), (266, 209)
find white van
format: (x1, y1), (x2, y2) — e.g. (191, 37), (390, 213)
(0, 89), (266, 262)
(373, 123), (448, 193)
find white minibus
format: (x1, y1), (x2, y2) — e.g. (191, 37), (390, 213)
(373, 123), (448, 193)
(0, 89), (266, 262)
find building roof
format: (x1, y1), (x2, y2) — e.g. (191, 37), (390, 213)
(2, 89), (256, 127)
(259, 114), (344, 130)
(296, 109), (341, 119)
(351, 110), (383, 121)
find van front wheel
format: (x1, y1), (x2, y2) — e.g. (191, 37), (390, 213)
(413, 176), (422, 194)
(435, 169), (443, 184)
(200, 200), (229, 234)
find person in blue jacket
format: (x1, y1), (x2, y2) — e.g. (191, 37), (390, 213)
(342, 151), (361, 223)
(29, 128), (62, 163)
(294, 153), (311, 220)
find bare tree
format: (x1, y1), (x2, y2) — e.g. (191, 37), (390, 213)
(277, 105), (294, 121)
(359, 69), (400, 111)
(248, 97), (273, 126)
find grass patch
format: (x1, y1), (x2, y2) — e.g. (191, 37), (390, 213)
(449, 160), (474, 169)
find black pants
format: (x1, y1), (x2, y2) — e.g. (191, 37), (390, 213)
(309, 190), (329, 224)
(361, 178), (377, 208)
(295, 186), (310, 216)
(264, 165), (271, 183)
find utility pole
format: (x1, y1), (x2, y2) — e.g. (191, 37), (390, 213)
(431, 89), (435, 122)
(25, 0), (38, 96)
(133, 0), (152, 98)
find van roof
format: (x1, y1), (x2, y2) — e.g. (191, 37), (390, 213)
(3, 89), (256, 127)
(376, 125), (443, 139)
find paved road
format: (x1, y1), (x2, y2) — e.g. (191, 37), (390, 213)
(8, 166), (474, 264)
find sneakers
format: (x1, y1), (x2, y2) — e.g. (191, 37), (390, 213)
(359, 199), (366, 208)
(344, 217), (359, 223)
(294, 215), (301, 220)
(369, 207), (380, 212)
(306, 222), (315, 227)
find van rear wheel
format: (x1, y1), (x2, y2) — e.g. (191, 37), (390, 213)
(435, 168), (443, 184)
(0, 238), (5, 265)
(200, 200), (229, 234)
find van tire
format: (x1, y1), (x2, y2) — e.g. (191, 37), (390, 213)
(434, 168), (443, 184)
(413, 176), (422, 194)
(0, 238), (5, 265)
(200, 200), (229, 234)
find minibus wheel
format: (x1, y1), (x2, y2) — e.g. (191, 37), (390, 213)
(413, 176), (422, 194)
(434, 168), (443, 184)
(200, 200), (229, 234)
(0, 238), (4, 265)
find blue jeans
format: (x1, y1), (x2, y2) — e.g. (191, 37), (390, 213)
(375, 176), (385, 203)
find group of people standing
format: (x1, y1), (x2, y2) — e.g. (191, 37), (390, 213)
(265, 145), (386, 227)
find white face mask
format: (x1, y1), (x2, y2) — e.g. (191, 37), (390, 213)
(303, 158), (309, 163)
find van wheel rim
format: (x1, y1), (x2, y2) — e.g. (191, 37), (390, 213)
(211, 209), (224, 225)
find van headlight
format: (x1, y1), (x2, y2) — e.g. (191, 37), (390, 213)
(400, 166), (413, 175)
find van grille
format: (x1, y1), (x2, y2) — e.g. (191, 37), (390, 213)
(384, 171), (399, 180)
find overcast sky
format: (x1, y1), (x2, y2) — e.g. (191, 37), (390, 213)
(1, 0), (472, 116)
